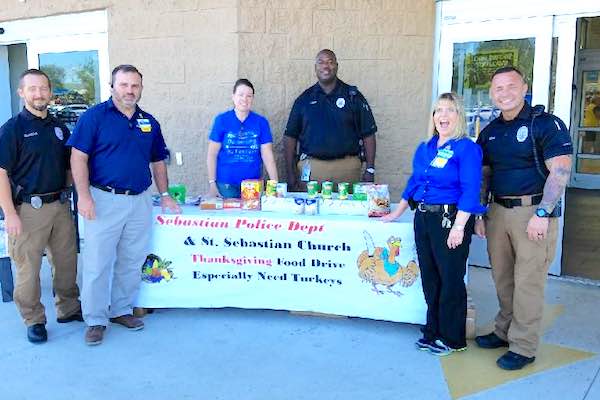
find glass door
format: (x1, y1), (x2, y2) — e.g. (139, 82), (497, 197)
(572, 51), (600, 188)
(438, 16), (554, 137)
(27, 35), (109, 131)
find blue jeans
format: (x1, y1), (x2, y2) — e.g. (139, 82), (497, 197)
(217, 183), (241, 198)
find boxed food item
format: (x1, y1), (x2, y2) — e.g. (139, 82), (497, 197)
(276, 182), (288, 198)
(265, 180), (278, 197)
(241, 179), (263, 210)
(304, 198), (319, 215)
(352, 182), (371, 201)
(200, 197), (223, 210)
(367, 184), (391, 217)
(168, 184), (187, 204)
(223, 198), (242, 209)
(292, 197), (305, 214)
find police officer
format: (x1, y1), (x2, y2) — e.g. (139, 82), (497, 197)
(68, 64), (180, 346)
(0, 69), (82, 343)
(284, 49), (377, 190)
(475, 67), (573, 370)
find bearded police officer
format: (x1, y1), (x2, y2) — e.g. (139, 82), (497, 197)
(0, 69), (82, 343)
(284, 49), (377, 190)
(475, 67), (573, 370)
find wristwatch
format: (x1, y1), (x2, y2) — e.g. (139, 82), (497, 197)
(535, 207), (550, 218)
(160, 191), (170, 197)
(365, 167), (375, 174)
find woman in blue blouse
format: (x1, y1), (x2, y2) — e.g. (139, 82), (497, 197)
(206, 79), (278, 198)
(383, 92), (485, 356)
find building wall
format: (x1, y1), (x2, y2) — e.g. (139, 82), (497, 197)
(0, 0), (434, 198)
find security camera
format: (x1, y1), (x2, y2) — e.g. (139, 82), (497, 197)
(0, 28), (5, 35)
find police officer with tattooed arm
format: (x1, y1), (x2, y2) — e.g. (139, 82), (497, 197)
(474, 67), (573, 370)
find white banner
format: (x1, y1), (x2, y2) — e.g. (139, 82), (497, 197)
(135, 208), (427, 324)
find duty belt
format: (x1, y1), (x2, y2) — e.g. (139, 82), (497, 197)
(19, 190), (69, 209)
(416, 203), (457, 213)
(92, 184), (140, 196)
(493, 194), (542, 208)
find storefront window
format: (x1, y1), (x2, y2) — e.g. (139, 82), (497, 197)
(451, 38), (535, 137)
(39, 50), (100, 131)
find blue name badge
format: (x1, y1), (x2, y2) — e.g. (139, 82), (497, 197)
(137, 118), (152, 133)
(430, 148), (454, 168)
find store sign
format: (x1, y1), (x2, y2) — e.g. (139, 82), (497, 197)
(464, 49), (519, 89)
(135, 210), (427, 324)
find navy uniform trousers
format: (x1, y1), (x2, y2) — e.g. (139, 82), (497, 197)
(414, 209), (474, 349)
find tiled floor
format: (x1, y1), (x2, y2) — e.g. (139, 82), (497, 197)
(0, 262), (598, 400)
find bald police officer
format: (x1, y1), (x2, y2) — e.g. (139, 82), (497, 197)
(0, 69), (82, 343)
(284, 49), (377, 190)
(475, 67), (573, 370)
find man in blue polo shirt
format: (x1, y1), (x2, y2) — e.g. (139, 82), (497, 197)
(68, 64), (180, 345)
(475, 67), (572, 370)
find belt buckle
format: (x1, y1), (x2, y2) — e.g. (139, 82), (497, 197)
(30, 196), (43, 209)
(417, 202), (426, 212)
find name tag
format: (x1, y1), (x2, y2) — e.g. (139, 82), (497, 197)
(430, 148), (454, 169)
(137, 118), (152, 133)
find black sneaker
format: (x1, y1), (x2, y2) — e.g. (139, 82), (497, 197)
(27, 324), (47, 344)
(415, 337), (436, 352)
(475, 332), (509, 349)
(429, 339), (467, 357)
(497, 351), (535, 370)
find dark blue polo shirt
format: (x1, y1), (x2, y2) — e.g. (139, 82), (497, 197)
(0, 108), (70, 196)
(477, 102), (573, 197)
(67, 98), (168, 193)
(402, 135), (486, 214)
(284, 79), (377, 159)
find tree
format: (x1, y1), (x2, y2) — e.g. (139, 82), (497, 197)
(40, 64), (66, 90)
(75, 58), (98, 105)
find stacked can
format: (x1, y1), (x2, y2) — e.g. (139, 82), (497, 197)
(321, 181), (333, 199)
(307, 181), (319, 198)
(338, 182), (349, 200)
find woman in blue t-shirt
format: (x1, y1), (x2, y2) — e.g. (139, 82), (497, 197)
(206, 79), (278, 198)
(382, 92), (485, 357)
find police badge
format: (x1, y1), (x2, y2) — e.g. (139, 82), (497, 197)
(54, 127), (64, 141)
(516, 126), (528, 143)
(336, 97), (346, 108)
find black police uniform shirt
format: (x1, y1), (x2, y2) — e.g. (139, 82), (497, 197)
(0, 108), (70, 196)
(477, 102), (573, 197)
(284, 79), (377, 159)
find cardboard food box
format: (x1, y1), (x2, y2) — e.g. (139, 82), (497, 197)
(241, 179), (263, 210)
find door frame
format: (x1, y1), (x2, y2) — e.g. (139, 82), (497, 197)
(0, 10), (110, 114)
(570, 48), (600, 189)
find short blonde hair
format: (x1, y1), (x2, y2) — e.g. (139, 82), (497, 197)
(429, 92), (468, 140)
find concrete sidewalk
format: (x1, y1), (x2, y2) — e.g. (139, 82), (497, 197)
(0, 263), (598, 400)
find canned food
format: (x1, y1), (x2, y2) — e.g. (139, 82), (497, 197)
(307, 181), (319, 198)
(266, 180), (278, 197)
(321, 181), (333, 199)
(276, 182), (288, 198)
(338, 182), (349, 200)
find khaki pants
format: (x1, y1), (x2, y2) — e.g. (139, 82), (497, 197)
(296, 155), (362, 191)
(8, 201), (80, 326)
(486, 203), (558, 357)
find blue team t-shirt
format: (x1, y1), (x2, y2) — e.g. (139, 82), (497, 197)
(209, 110), (273, 185)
